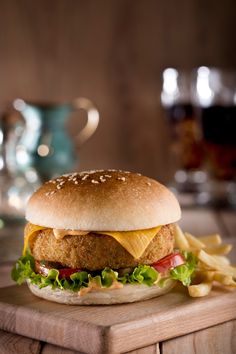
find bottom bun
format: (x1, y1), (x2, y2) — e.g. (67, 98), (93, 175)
(27, 279), (176, 305)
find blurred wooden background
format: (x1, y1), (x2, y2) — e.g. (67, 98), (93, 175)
(0, 0), (236, 182)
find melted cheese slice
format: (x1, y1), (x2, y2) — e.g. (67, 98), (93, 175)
(23, 223), (161, 259)
(23, 223), (47, 255)
(99, 227), (161, 259)
(23, 224), (86, 254)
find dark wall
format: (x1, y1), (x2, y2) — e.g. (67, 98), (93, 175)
(0, 0), (235, 181)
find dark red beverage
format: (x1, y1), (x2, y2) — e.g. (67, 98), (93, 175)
(165, 103), (203, 170)
(200, 105), (236, 180)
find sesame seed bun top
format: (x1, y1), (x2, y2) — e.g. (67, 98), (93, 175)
(26, 170), (181, 231)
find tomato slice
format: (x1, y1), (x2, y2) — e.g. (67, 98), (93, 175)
(152, 252), (185, 274)
(35, 261), (81, 279)
(58, 268), (81, 279)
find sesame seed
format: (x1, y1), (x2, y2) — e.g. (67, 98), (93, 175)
(118, 177), (126, 181)
(82, 174), (89, 180)
(104, 175), (111, 178)
(45, 190), (56, 196)
(74, 181), (78, 184)
(67, 173), (78, 180)
(91, 179), (99, 184)
(57, 185), (62, 189)
(146, 182), (151, 186)
(48, 180), (56, 184)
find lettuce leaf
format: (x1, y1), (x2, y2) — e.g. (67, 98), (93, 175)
(101, 268), (119, 287)
(11, 252), (37, 285)
(11, 251), (197, 292)
(70, 271), (89, 291)
(11, 254), (160, 291)
(120, 265), (158, 286)
(170, 252), (197, 286)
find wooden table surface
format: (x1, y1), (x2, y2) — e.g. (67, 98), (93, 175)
(0, 207), (235, 354)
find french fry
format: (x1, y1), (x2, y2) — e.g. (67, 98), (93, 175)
(173, 227), (236, 297)
(174, 224), (190, 250)
(198, 250), (236, 278)
(212, 255), (230, 266)
(185, 232), (206, 250)
(198, 234), (222, 246)
(188, 282), (213, 297)
(197, 261), (213, 272)
(204, 244), (232, 255)
(213, 272), (236, 287)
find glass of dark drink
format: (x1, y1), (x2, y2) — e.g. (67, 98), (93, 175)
(161, 68), (205, 205)
(193, 67), (236, 206)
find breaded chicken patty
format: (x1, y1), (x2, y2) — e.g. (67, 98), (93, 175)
(31, 225), (174, 270)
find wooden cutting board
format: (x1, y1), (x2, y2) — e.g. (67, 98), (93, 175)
(0, 284), (236, 354)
